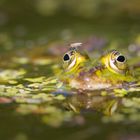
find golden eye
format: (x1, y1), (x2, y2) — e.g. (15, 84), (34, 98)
(116, 55), (126, 62)
(63, 53), (70, 61)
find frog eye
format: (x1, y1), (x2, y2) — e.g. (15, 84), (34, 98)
(116, 55), (126, 62)
(63, 53), (70, 61)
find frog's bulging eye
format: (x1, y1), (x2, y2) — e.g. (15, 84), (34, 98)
(63, 54), (70, 61)
(116, 55), (125, 62)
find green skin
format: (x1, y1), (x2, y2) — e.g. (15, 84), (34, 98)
(67, 65), (134, 90)
(62, 49), (135, 91)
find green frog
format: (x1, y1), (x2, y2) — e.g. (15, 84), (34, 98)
(62, 43), (134, 90)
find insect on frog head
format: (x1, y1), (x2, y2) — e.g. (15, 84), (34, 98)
(62, 43), (87, 74)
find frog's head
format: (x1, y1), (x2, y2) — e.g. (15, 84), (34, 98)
(63, 44), (87, 74)
(101, 50), (128, 75)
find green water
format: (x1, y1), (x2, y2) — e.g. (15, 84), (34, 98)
(0, 13), (140, 140)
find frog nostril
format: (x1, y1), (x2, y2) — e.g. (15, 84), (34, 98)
(117, 55), (125, 62)
(63, 54), (70, 61)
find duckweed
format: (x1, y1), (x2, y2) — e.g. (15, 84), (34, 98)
(0, 34), (139, 129)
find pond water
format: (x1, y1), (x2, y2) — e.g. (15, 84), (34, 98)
(0, 15), (140, 140)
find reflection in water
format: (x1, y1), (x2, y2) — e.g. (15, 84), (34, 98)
(65, 92), (121, 116)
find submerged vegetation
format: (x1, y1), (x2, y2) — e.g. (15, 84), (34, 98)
(0, 33), (139, 124)
(0, 0), (140, 140)
(0, 24), (140, 139)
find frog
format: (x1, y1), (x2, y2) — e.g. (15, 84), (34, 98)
(62, 43), (135, 91)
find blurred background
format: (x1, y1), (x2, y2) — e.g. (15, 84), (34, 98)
(1, 0), (140, 46)
(0, 1), (140, 140)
